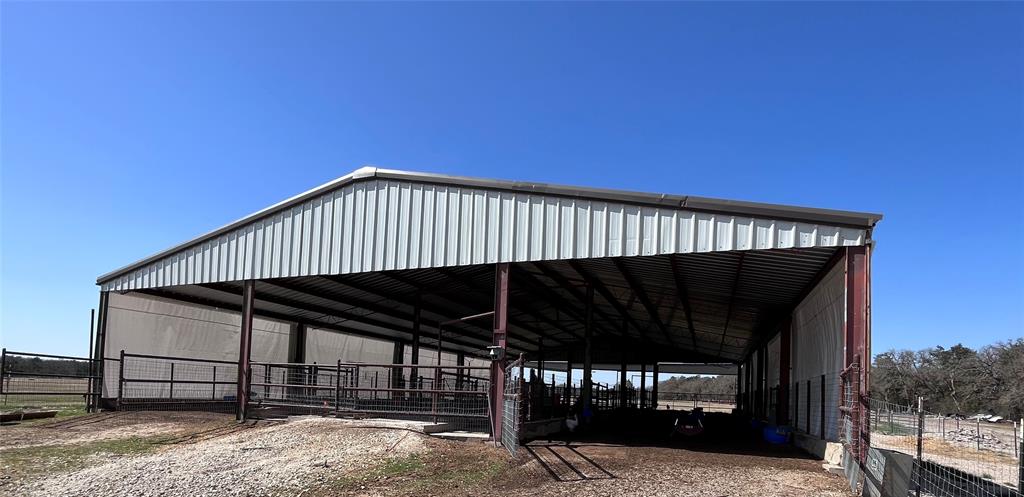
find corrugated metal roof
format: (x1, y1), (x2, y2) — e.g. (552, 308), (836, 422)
(98, 167), (879, 291)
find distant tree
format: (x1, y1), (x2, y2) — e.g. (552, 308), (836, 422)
(871, 339), (1023, 418)
(658, 375), (735, 396)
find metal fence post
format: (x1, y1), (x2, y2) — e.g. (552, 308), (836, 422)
(212, 365), (217, 400)
(794, 381), (799, 430)
(820, 374), (826, 438)
(87, 309), (95, 412)
(246, 366), (252, 415)
(915, 396), (924, 497)
(976, 417), (981, 451)
(806, 379), (811, 434)
(335, 359), (342, 413)
(0, 348), (6, 398)
(169, 362), (175, 400)
(1017, 418), (1022, 492)
(117, 349), (126, 408)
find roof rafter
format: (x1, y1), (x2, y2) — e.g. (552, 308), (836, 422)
(564, 260), (656, 344)
(432, 267), (580, 342)
(717, 253), (746, 357)
(669, 255), (700, 350)
(611, 258), (678, 348)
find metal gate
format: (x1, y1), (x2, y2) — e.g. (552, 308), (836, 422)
(501, 355), (525, 456)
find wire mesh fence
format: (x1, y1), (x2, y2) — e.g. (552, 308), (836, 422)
(0, 349), (100, 415)
(657, 392), (737, 412)
(501, 356), (524, 456)
(865, 395), (1023, 496)
(248, 360), (491, 431)
(118, 352), (238, 415)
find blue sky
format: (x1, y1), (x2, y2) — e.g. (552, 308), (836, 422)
(2, 2), (1022, 361)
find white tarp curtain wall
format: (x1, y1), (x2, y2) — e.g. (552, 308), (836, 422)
(790, 258), (846, 441)
(304, 327), (395, 365)
(403, 347), (459, 367)
(103, 292), (292, 398)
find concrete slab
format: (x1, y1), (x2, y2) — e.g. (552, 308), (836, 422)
(429, 431), (491, 442)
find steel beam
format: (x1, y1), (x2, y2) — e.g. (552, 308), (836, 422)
(236, 280), (255, 421)
(581, 284), (594, 416)
(529, 262), (621, 337)
(490, 263), (510, 443)
(669, 256), (700, 350)
(612, 258), (677, 347)
(433, 267), (570, 343)
(652, 363), (659, 410)
(778, 319), (791, 425)
(845, 245), (871, 462)
(92, 292), (109, 409)
(717, 253), (746, 356)
(380, 272), (544, 349)
(640, 363), (647, 409)
(411, 293), (421, 386)
(291, 323), (307, 364)
(319, 275), (536, 350)
(619, 352), (628, 408)
(136, 288), (489, 355)
(565, 260), (653, 343)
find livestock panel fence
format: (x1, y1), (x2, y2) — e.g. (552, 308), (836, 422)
(840, 359), (1023, 496)
(0, 349), (100, 414)
(248, 360), (491, 431)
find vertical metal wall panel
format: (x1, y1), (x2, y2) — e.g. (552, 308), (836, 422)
(100, 178), (868, 291)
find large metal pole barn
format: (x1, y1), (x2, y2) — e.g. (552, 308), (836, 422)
(95, 167), (879, 453)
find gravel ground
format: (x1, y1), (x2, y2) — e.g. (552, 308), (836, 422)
(1, 411), (855, 497)
(2, 415), (425, 497)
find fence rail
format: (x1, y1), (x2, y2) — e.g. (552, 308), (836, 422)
(1, 348), (100, 412)
(834, 358), (1023, 497)
(247, 360), (491, 430)
(118, 351), (239, 413)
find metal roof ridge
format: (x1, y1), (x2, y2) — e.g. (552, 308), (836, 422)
(97, 166), (882, 284)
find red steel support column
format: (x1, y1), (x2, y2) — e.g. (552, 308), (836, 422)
(755, 348), (765, 419)
(737, 362), (745, 411)
(846, 245), (871, 462)
(619, 354), (628, 409)
(651, 363), (659, 410)
(490, 263), (510, 442)
(410, 294), (421, 390)
(236, 280), (255, 421)
(582, 284), (594, 416)
(565, 356), (573, 405)
(778, 320), (792, 425)
(640, 363), (647, 409)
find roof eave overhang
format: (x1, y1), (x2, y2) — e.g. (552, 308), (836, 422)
(97, 166), (882, 286)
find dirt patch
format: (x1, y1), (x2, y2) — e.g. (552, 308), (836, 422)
(0, 411), (233, 450)
(506, 442), (854, 497)
(872, 432), (1019, 489)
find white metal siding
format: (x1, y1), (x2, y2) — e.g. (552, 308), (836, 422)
(101, 179), (866, 291)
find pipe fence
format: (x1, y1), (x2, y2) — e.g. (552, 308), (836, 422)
(0, 349), (100, 414)
(248, 360), (491, 431)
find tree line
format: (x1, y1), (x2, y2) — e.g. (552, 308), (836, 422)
(657, 374), (736, 396)
(2, 356), (92, 376)
(872, 339), (1023, 419)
